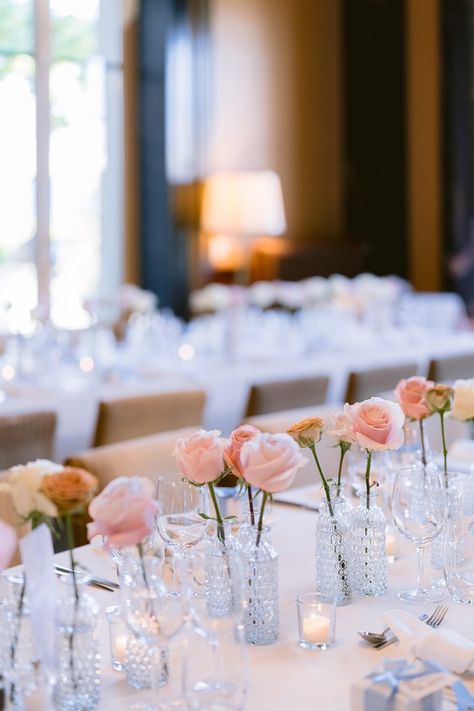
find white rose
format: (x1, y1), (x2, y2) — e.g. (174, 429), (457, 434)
(452, 379), (474, 422)
(0, 459), (62, 518)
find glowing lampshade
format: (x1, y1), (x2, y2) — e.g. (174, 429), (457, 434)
(201, 171), (286, 238)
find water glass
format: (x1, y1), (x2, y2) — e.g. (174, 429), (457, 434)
(105, 605), (128, 672)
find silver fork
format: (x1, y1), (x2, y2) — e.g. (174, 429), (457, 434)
(374, 604), (448, 650)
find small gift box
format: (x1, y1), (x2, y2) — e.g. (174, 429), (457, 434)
(351, 660), (448, 711)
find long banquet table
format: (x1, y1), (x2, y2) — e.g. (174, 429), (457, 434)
(28, 499), (474, 710)
(2, 329), (474, 461)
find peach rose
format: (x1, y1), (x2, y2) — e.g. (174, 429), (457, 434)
(239, 432), (306, 493)
(452, 379), (474, 421)
(174, 429), (227, 484)
(42, 467), (98, 514)
(343, 397), (404, 451)
(88, 476), (158, 549)
(224, 425), (260, 476)
(0, 520), (16, 569)
(395, 376), (434, 420)
(328, 411), (356, 445)
(426, 384), (454, 414)
(287, 416), (324, 448)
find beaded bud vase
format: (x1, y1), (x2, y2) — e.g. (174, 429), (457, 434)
(0, 574), (40, 711)
(315, 499), (352, 605)
(431, 472), (472, 571)
(237, 524), (279, 645)
(53, 571), (101, 710)
(204, 522), (238, 619)
(351, 491), (387, 597)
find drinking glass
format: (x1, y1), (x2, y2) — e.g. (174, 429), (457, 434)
(156, 474), (207, 552)
(392, 464), (447, 603)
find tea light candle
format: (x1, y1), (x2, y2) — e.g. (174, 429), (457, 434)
(386, 533), (397, 558)
(115, 634), (127, 664)
(303, 613), (331, 644)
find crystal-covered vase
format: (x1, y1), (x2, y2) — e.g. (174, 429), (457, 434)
(315, 499), (352, 605)
(431, 472), (473, 571)
(204, 522), (238, 619)
(237, 524), (279, 645)
(0, 574), (40, 710)
(53, 571), (101, 710)
(351, 491), (387, 597)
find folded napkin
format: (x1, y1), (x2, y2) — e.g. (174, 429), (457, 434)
(383, 609), (474, 675)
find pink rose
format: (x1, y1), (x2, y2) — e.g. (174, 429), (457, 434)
(239, 432), (306, 493)
(174, 429), (227, 484)
(87, 476), (158, 549)
(328, 411), (357, 444)
(0, 520), (16, 569)
(395, 376), (434, 420)
(343, 397), (404, 451)
(224, 425), (260, 476)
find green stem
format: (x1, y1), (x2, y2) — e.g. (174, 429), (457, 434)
(419, 418), (427, 467)
(336, 445), (347, 496)
(208, 482), (225, 543)
(137, 542), (149, 589)
(247, 485), (255, 526)
(65, 513), (78, 604)
(365, 450), (372, 510)
(256, 492), (268, 547)
(9, 577), (26, 703)
(440, 412), (448, 486)
(310, 445), (334, 516)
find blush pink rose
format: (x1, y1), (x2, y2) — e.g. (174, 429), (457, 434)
(0, 520), (16, 569)
(328, 411), (357, 444)
(395, 376), (434, 420)
(239, 432), (306, 493)
(224, 425), (260, 476)
(87, 476), (158, 549)
(343, 397), (404, 451)
(174, 429), (227, 484)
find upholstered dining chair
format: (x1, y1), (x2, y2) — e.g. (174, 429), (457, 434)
(92, 389), (206, 447)
(344, 363), (418, 404)
(244, 375), (330, 417)
(427, 352), (474, 383)
(67, 426), (197, 490)
(0, 411), (57, 470)
(245, 403), (342, 488)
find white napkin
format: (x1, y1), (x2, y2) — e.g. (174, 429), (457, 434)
(383, 609), (474, 675)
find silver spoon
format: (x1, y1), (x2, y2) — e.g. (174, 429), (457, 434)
(358, 612), (429, 645)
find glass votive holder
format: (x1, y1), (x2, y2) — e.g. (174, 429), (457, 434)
(106, 605), (128, 671)
(296, 593), (336, 650)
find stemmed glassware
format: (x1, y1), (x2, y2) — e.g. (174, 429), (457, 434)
(156, 473), (207, 553)
(391, 463), (447, 603)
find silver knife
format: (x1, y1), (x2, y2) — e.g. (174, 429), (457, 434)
(55, 564), (119, 590)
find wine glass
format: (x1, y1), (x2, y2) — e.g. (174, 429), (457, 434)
(156, 473), (208, 551)
(391, 463), (447, 603)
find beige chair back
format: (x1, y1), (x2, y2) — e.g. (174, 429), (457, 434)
(93, 390), (206, 447)
(67, 426), (197, 490)
(246, 403), (342, 487)
(344, 363), (418, 404)
(0, 411), (57, 470)
(428, 353), (474, 382)
(245, 376), (329, 417)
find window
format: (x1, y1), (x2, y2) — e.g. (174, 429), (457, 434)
(0, 0), (123, 329)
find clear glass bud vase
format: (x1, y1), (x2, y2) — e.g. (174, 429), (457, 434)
(315, 499), (352, 605)
(204, 521), (238, 619)
(351, 490), (387, 597)
(237, 523), (279, 645)
(53, 571), (101, 710)
(0, 574), (40, 710)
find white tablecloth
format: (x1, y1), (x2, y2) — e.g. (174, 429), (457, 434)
(2, 330), (474, 462)
(38, 500), (474, 710)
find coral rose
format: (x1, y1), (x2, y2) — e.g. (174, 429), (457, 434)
(174, 429), (227, 484)
(239, 432), (306, 493)
(287, 417), (324, 448)
(88, 476), (158, 549)
(42, 467), (98, 514)
(343, 397), (404, 451)
(0, 520), (16, 569)
(224, 425), (260, 476)
(395, 376), (434, 420)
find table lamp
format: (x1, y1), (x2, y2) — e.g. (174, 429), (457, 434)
(201, 171), (286, 280)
